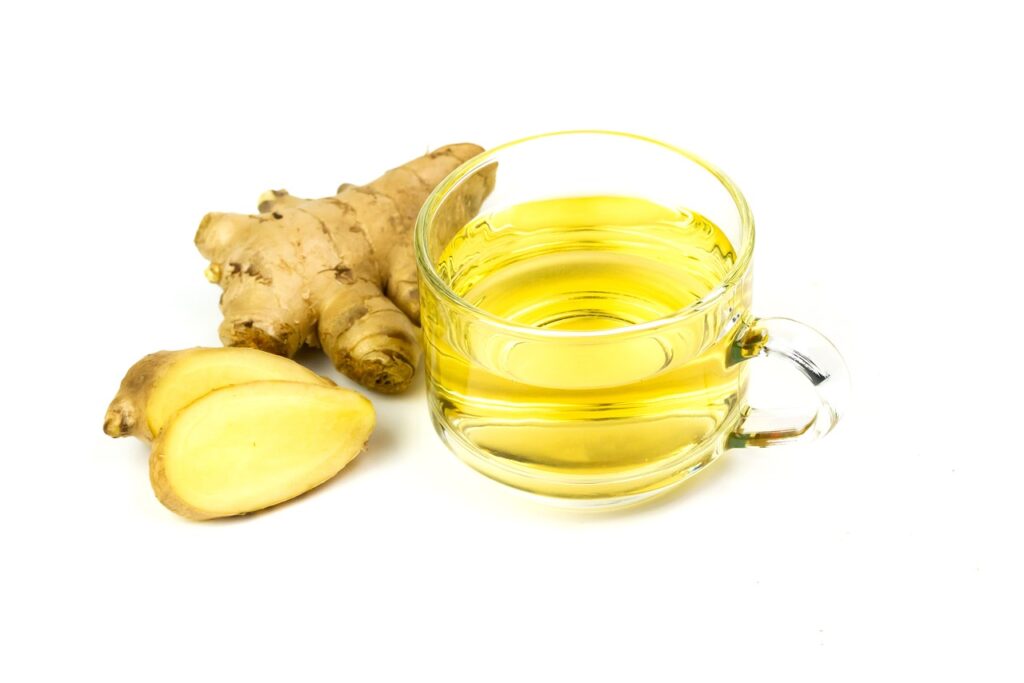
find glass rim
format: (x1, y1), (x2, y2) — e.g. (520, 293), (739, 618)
(414, 130), (755, 339)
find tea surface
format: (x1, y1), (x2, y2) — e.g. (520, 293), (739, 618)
(437, 196), (735, 330)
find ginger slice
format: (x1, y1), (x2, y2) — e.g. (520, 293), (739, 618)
(104, 347), (333, 442)
(150, 381), (374, 520)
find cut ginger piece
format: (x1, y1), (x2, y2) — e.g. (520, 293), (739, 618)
(104, 347), (333, 442)
(150, 380), (374, 520)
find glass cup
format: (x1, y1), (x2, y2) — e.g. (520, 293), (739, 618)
(415, 131), (849, 507)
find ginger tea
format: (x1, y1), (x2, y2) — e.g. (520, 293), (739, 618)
(421, 195), (752, 500)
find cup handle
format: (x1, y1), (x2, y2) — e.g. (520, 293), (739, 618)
(727, 317), (850, 448)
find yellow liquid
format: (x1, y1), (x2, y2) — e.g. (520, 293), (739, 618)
(423, 195), (751, 501)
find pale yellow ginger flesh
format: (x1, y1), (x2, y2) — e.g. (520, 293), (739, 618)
(194, 143), (495, 393)
(150, 381), (374, 520)
(104, 347), (333, 442)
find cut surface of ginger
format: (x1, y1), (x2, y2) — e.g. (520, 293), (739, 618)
(145, 348), (331, 437)
(150, 381), (374, 520)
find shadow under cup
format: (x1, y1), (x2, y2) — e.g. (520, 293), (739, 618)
(414, 131), (844, 507)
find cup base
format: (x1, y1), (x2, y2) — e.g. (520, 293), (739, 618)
(429, 404), (724, 510)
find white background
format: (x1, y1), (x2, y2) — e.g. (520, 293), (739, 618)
(3, 2), (1022, 681)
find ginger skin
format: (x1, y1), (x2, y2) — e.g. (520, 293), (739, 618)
(195, 143), (494, 393)
(103, 347), (333, 442)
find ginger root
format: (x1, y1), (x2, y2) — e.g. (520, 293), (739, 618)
(150, 381), (374, 520)
(195, 143), (494, 393)
(104, 347), (332, 442)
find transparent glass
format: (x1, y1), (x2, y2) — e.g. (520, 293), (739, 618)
(415, 131), (849, 507)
